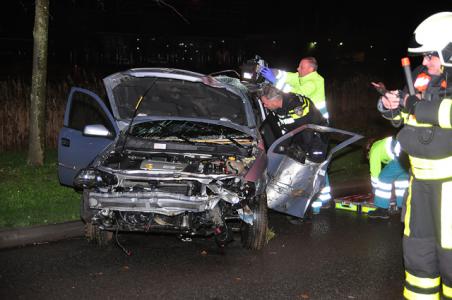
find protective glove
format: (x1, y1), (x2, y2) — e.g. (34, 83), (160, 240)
(260, 67), (276, 84)
(404, 95), (420, 113)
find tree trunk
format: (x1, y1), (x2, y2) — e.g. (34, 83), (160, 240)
(27, 0), (49, 166)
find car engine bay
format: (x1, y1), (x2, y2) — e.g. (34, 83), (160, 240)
(77, 143), (264, 244)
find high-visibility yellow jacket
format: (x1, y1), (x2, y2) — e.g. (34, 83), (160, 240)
(369, 136), (398, 179)
(274, 70), (328, 120)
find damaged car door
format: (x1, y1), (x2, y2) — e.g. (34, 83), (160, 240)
(58, 87), (119, 187)
(265, 124), (363, 218)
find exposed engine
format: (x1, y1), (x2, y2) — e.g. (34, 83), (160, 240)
(77, 150), (258, 236)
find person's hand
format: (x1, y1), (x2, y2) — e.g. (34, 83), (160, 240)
(381, 91), (401, 109)
(404, 94), (421, 111)
(260, 67), (276, 84)
(371, 82), (387, 95)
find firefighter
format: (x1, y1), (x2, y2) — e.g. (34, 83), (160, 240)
(260, 85), (330, 220)
(259, 56), (329, 122)
(367, 136), (409, 219)
(378, 12), (452, 299)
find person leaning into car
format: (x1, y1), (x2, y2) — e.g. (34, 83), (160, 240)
(260, 57), (329, 122)
(260, 85), (330, 215)
(260, 84), (326, 133)
(260, 59), (332, 209)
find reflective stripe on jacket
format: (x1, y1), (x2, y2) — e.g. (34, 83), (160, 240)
(274, 70), (328, 119)
(369, 136), (400, 179)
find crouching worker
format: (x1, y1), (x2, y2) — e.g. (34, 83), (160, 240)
(367, 136), (409, 219)
(260, 85), (330, 221)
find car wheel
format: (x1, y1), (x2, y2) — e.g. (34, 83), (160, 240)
(241, 194), (268, 250)
(85, 222), (113, 246)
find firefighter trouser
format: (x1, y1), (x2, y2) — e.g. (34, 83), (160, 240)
(373, 160), (409, 209)
(403, 176), (452, 299)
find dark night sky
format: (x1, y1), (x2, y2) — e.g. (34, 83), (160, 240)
(1, 1), (451, 76)
(2, 1), (450, 36)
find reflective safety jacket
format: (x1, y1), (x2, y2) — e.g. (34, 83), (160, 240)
(275, 93), (327, 134)
(273, 70), (328, 120)
(380, 70), (452, 180)
(369, 136), (401, 187)
(369, 136), (400, 177)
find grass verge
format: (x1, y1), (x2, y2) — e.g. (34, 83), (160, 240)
(329, 144), (369, 186)
(0, 150), (80, 228)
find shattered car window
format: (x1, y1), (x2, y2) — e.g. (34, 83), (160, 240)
(112, 77), (247, 125)
(130, 120), (254, 145)
(214, 76), (249, 95)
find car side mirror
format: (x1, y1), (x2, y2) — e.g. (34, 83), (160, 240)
(83, 124), (112, 137)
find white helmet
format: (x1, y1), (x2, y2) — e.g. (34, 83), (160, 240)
(408, 11), (452, 67)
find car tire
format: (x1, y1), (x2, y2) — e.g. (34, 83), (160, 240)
(241, 194), (268, 250)
(85, 222), (113, 246)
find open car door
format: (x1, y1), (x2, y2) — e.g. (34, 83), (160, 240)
(266, 124), (363, 218)
(58, 87), (119, 187)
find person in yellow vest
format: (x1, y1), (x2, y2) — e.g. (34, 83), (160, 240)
(367, 136), (409, 219)
(378, 12), (452, 300)
(260, 57), (329, 121)
(260, 57), (331, 209)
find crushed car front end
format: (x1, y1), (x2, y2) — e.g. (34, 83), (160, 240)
(76, 69), (269, 249)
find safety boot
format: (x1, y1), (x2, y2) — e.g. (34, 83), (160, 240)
(368, 208), (390, 219)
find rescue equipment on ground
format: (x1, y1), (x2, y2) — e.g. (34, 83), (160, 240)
(334, 193), (377, 214)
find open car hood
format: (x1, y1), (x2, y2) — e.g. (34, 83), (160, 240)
(103, 68), (257, 136)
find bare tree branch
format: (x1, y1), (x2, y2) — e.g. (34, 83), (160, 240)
(156, 0), (190, 24)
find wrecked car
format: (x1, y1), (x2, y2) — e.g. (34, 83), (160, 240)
(58, 68), (362, 250)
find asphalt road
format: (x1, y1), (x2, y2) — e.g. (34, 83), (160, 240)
(0, 208), (404, 300)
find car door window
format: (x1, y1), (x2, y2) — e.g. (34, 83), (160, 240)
(68, 92), (115, 136)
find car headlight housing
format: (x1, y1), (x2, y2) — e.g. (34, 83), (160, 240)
(74, 168), (118, 189)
